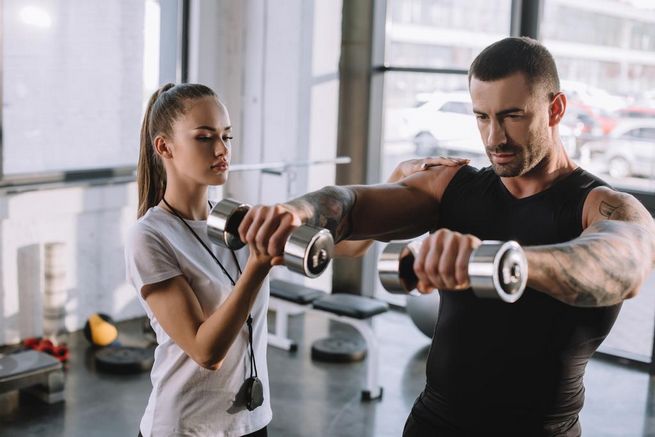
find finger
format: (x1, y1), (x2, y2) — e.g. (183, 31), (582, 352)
(454, 236), (479, 288)
(438, 233), (460, 290)
(254, 206), (285, 255)
(421, 156), (470, 169)
(238, 209), (257, 243)
(270, 256), (285, 266)
(267, 212), (296, 256)
(244, 208), (266, 247)
(423, 234), (447, 291)
(416, 279), (435, 294)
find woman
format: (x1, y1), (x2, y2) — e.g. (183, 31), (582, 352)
(125, 83), (274, 436)
(125, 82), (465, 436)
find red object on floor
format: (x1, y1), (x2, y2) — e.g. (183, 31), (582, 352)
(22, 337), (70, 362)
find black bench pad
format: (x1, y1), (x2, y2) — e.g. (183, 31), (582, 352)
(312, 294), (389, 319)
(270, 279), (327, 304)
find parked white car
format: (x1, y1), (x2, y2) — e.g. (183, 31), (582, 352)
(396, 91), (576, 158)
(582, 119), (655, 178)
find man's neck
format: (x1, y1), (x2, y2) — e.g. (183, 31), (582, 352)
(500, 146), (577, 199)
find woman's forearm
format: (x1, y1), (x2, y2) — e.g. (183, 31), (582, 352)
(194, 259), (270, 369)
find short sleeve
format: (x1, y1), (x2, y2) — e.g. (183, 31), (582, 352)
(125, 224), (182, 298)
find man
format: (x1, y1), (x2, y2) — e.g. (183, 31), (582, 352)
(239, 37), (655, 436)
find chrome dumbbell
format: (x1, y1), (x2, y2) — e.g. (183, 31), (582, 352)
(378, 240), (528, 303)
(207, 199), (334, 278)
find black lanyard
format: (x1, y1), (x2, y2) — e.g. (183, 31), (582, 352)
(161, 198), (258, 380)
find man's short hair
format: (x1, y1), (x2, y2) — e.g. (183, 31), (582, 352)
(468, 37), (560, 99)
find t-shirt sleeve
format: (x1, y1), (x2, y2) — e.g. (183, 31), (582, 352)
(125, 225), (182, 298)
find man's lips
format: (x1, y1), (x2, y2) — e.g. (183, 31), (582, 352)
(490, 152), (515, 164)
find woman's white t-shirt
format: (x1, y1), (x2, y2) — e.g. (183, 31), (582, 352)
(125, 206), (271, 437)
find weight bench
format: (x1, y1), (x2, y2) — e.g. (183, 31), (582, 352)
(0, 350), (65, 403)
(268, 279), (388, 400)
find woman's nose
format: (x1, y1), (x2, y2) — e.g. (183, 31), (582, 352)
(214, 139), (229, 157)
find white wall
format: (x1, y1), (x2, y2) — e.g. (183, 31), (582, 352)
(190, 0), (343, 292)
(0, 182), (141, 344)
(0, 0), (343, 344)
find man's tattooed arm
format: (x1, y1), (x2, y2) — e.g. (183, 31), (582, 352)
(285, 186), (358, 243)
(525, 187), (655, 307)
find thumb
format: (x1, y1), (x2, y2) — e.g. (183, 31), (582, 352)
(270, 256), (285, 266)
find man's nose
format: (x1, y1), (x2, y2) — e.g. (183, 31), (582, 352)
(487, 120), (507, 148)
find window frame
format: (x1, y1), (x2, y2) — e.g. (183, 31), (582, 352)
(0, 0), (188, 189)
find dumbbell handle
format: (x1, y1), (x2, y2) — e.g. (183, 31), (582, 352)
(378, 240), (528, 303)
(207, 198), (334, 278)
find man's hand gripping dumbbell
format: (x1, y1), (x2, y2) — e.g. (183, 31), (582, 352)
(207, 199), (334, 278)
(378, 229), (528, 303)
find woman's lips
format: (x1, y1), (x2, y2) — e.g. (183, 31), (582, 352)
(211, 163), (229, 172)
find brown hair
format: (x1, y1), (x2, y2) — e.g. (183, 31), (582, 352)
(468, 37), (560, 100)
(137, 83), (218, 218)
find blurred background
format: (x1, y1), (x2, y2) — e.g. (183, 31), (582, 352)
(1, 0), (655, 435)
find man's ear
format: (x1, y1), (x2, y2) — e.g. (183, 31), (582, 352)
(153, 135), (173, 159)
(549, 92), (567, 127)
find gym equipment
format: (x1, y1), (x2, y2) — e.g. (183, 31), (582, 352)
(22, 337), (70, 362)
(207, 199), (334, 278)
(378, 240), (528, 303)
(0, 350), (65, 403)
(83, 313), (119, 347)
(310, 337), (367, 363)
(94, 346), (154, 374)
(267, 279), (388, 401)
(406, 293), (439, 338)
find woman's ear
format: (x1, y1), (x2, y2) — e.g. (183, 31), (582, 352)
(153, 135), (173, 159)
(549, 92), (567, 127)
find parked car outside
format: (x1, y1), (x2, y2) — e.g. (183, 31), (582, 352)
(398, 90), (577, 159)
(581, 119), (655, 178)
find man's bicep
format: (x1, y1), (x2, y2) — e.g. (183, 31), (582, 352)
(348, 166), (457, 241)
(583, 186), (654, 230)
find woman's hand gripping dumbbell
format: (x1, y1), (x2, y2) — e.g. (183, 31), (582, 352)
(207, 199), (334, 278)
(378, 231), (528, 303)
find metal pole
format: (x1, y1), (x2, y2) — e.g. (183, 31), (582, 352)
(229, 156), (351, 172)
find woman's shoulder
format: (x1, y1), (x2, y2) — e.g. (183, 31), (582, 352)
(127, 207), (173, 245)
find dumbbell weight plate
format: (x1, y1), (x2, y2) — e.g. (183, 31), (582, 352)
(207, 199), (250, 250)
(378, 240), (421, 293)
(468, 241), (528, 303)
(284, 225), (334, 278)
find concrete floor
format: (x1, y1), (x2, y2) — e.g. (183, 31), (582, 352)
(1, 309), (655, 436)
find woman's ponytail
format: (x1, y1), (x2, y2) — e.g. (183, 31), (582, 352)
(136, 83), (174, 218)
(136, 82), (218, 218)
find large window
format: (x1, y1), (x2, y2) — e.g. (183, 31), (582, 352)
(542, 0), (655, 363)
(2, 0), (161, 177)
(373, 0), (655, 368)
(541, 0), (655, 193)
(377, 0), (512, 306)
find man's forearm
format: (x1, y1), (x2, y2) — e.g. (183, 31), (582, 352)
(286, 186), (357, 243)
(525, 220), (654, 307)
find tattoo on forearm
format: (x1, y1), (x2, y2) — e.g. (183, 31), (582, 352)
(530, 220), (652, 307)
(286, 186), (357, 242)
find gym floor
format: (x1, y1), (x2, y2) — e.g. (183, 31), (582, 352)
(1, 308), (654, 437)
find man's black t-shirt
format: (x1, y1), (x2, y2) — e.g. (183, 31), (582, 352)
(410, 165), (621, 435)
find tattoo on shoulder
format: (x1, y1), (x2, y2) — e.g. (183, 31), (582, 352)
(599, 201), (619, 218)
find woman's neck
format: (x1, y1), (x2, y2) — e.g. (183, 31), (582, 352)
(160, 186), (209, 220)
